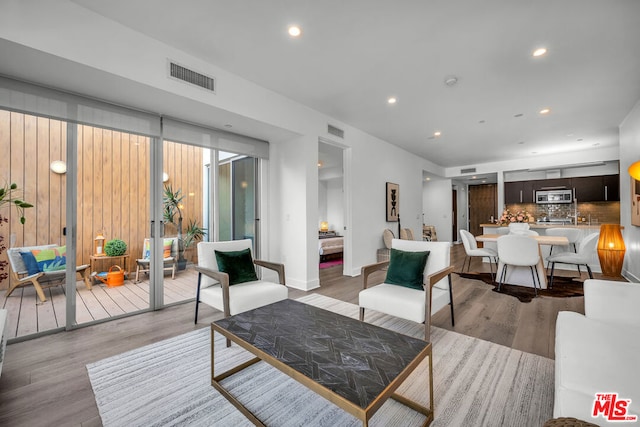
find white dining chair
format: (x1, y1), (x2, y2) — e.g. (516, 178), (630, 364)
(460, 230), (498, 281)
(497, 235), (541, 295)
(545, 228), (582, 254)
(547, 232), (600, 289)
(508, 223), (530, 233)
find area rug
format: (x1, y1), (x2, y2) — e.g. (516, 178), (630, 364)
(87, 294), (554, 426)
(319, 259), (343, 269)
(456, 271), (584, 303)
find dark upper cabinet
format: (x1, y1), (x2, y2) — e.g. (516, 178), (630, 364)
(521, 181), (535, 203)
(572, 174), (620, 202)
(572, 176), (603, 202)
(505, 174), (619, 204)
(603, 174), (620, 201)
(505, 181), (534, 203)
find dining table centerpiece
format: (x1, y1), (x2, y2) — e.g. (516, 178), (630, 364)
(495, 209), (534, 225)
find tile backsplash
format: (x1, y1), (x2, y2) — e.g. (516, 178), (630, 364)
(505, 202), (620, 225)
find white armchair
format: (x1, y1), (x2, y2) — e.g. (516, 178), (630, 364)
(194, 239), (288, 324)
(554, 279), (640, 423)
(359, 239), (455, 341)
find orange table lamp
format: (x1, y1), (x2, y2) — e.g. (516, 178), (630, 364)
(597, 224), (625, 277)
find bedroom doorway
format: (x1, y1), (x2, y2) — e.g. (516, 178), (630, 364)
(318, 140), (346, 278)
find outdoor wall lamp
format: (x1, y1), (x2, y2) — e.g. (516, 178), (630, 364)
(50, 160), (67, 174)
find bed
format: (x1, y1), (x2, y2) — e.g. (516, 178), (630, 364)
(318, 236), (344, 262)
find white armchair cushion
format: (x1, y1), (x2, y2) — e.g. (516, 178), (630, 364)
(359, 284), (425, 323)
(199, 280), (288, 316)
(584, 279), (640, 326)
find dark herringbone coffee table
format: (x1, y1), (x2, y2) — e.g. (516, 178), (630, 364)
(212, 299), (433, 426)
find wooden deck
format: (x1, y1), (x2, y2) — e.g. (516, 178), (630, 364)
(1, 266), (198, 340)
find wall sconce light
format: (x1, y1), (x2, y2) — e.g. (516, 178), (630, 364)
(320, 221), (329, 232)
(629, 160), (640, 180)
(162, 172), (169, 183)
(597, 224), (626, 277)
(50, 160), (67, 174)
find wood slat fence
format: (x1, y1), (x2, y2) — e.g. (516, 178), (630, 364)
(0, 110), (203, 290)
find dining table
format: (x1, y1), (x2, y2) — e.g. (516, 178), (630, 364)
(475, 234), (570, 289)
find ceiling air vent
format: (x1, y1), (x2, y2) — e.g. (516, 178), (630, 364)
(461, 167), (476, 174)
(168, 61), (215, 92)
(327, 124), (344, 139)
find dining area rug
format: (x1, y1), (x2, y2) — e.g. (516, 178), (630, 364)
(456, 271), (584, 302)
(87, 294), (554, 426)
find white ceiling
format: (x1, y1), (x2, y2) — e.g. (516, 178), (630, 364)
(42, 1), (640, 168)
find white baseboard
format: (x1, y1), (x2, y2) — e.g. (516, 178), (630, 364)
(287, 277), (320, 291)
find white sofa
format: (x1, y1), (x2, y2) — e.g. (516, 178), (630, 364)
(554, 279), (640, 425)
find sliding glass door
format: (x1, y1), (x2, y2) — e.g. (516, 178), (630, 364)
(218, 153), (257, 245)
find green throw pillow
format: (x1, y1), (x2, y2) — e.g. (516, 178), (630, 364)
(384, 248), (429, 290)
(214, 248), (258, 286)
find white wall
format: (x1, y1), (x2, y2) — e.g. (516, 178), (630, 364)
(318, 181), (328, 227)
(423, 178), (453, 243)
(318, 178), (344, 233)
(326, 178), (344, 233)
(620, 100), (640, 282)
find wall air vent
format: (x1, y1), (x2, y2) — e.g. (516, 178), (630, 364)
(327, 124), (344, 139)
(168, 61), (216, 92)
(461, 167), (476, 174)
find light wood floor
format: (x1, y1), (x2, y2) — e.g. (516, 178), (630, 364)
(0, 243), (595, 427)
(1, 268), (198, 340)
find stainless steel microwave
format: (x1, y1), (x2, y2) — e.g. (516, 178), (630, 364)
(535, 189), (573, 204)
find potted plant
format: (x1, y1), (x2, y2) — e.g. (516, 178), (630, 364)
(0, 181), (33, 283)
(183, 218), (206, 251)
(163, 185), (206, 270)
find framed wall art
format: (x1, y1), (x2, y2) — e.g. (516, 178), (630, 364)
(386, 182), (399, 222)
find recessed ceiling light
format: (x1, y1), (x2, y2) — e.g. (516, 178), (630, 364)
(444, 76), (458, 86)
(434, 131), (442, 137)
(224, 124), (233, 128)
(472, 175), (477, 179)
(539, 108), (551, 114)
(427, 136), (435, 140)
(317, 161), (323, 167)
(577, 138), (583, 142)
(478, 120), (486, 124)
(533, 47), (547, 57)
(518, 141), (525, 144)
(387, 97), (397, 104)
(288, 25), (302, 37)
(532, 151), (538, 154)
(593, 143), (600, 146)
(514, 113), (524, 118)
(426, 177), (431, 181)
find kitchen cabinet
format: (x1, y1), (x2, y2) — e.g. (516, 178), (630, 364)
(572, 174), (620, 202)
(572, 176), (603, 202)
(504, 175), (619, 204)
(603, 174), (619, 201)
(505, 181), (534, 203)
